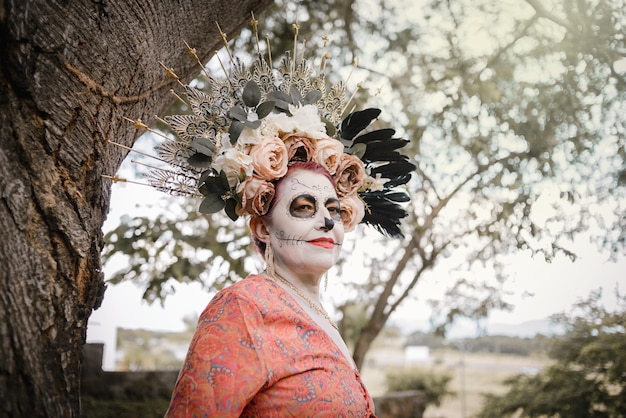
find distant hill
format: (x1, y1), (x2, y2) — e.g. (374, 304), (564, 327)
(485, 319), (563, 337)
(389, 317), (563, 338)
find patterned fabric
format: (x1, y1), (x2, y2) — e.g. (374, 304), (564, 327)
(165, 274), (376, 417)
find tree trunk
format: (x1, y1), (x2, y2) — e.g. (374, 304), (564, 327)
(0, 0), (271, 416)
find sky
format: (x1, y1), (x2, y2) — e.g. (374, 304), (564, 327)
(87, 180), (624, 370)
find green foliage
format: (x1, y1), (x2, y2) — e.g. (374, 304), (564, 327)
(116, 327), (193, 371)
(385, 367), (454, 407)
(466, 335), (547, 357)
(476, 289), (626, 418)
(102, 199), (252, 304)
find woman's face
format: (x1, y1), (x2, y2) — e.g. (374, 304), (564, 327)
(264, 169), (345, 277)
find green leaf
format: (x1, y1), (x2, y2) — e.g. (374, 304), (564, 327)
(289, 85), (303, 105)
(217, 170), (231, 190)
(187, 152), (213, 168)
(199, 169), (214, 184)
(224, 198), (239, 221)
(267, 91), (292, 111)
(189, 137), (216, 155)
(228, 106), (247, 122)
(229, 121), (245, 143)
(203, 175), (228, 194)
(351, 143), (367, 159)
(323, 118), (336, 136)
(304, 89), (322, 104)
(256, 101), (276, 119)
(242, 81), (261, 107)
(245, 120), (262, 130)
(199, 194), (226, 214)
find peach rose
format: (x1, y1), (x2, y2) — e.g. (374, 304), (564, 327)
(237, 177), (275, 216)
(248, 136), (289, 181)
(339, 194), (365, 232)
(334, 154), (366, 197)
(313, 137), (344, 175)
(282, 133), (317, 162)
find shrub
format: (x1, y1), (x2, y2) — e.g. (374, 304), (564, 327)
(385, 367), (454, 407)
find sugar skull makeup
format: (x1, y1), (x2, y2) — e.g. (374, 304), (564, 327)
(264, 169), (345, 276)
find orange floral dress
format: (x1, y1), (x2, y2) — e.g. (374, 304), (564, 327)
(165, 274), (376, 417)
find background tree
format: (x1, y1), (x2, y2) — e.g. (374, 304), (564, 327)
(0, 0), (272, 416)
(476, 289), (626, 418)
(104, 0), (626, 370)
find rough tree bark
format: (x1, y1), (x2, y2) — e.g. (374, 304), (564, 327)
(0, 0), (272, 416)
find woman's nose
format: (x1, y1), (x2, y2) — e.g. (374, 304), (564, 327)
(316, 207), (335, 231)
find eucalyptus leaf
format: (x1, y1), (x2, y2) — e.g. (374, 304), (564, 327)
(189, 137), (216, 155)
(245, 120), (262, 129)
(217, 170), (231, 190)
(304, 89), (322, 104)
(199, 194), (226, 214)
(323, 118), (336, 136)
(228, 106), (247, 122)
(267, 91), (291, 112)
(289, 85), (303, 105)
(351, 143), (367, 159)
(229, 121), (245, 143)
(256, 101), (276, 119)
(203, 176), (228, 194)
(224, 198), (239, 221)
(242, 81), (261, 107)
(198, 182), (209, 196)
(199, 169), (215, 184)
(187, 152), (213, 168)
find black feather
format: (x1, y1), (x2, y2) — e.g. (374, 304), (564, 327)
(368, 161), (416, 180)
(361, 193), (409, 238)
(353, 128), (396, 144)
(339, 108), (382, 140)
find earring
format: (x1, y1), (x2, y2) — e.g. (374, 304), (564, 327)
(323, 272), (328, 292)
(265, 243), (275, 277)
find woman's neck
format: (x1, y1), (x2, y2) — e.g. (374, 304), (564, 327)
(272, 264), (325, 302)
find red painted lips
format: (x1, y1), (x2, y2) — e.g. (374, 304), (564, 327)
(307, 237), (336, 249)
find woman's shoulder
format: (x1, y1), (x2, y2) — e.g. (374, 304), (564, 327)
(225, 273), (274, 296)
(210, 274), (280, 310)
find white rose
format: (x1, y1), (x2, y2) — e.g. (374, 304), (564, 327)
(288, 104), (327, 138)
(212, 143), (253, 188)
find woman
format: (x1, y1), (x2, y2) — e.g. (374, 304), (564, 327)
(139, 19), (414, 417)
(166, 162), (376, 416)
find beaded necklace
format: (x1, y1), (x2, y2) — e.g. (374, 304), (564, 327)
(266, 270), (338, 331)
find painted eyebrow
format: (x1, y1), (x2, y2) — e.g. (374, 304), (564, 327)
(325, 197), (340, 206)
(293, 193), (316, 204)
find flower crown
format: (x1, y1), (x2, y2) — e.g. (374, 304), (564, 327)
(137, 17), (415, 237)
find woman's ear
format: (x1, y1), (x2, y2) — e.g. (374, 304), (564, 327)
(249, 216), (270, 243)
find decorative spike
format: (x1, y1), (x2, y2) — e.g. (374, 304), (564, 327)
(265, 33), (273, 69)
(169, 89), (189, 107)
(159, 62), (185, 88)
(108, 140), (169, 163)
(101, 175), (153, 187)
(215, 22), (235, 65)
(250, 13), (261, 56)
(184, 40), (211, 80)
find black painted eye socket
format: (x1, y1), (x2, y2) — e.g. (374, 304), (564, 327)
(289, 194), (317, 218)
(325, 199), (342, 222)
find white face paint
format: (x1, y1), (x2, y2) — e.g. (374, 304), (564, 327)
(265, 169), (344, 278)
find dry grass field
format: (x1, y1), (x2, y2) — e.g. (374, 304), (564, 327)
(361, 346), (549, 418)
